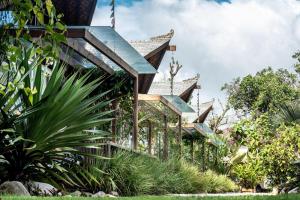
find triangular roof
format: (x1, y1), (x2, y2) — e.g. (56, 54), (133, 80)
(148, 76), (200, 102)
(130, 30), (174, 94)
(28, 26), (156, 77)
(138, 94), (195, 116)
(0, 1), (12, 10)
(130, 29), (174, 59)
(1, 0), (97, 26)
(182, 100), (214, 123)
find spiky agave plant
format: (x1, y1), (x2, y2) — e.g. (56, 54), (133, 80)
(275, 99), (300, 125)
(0, 60), (113, 188)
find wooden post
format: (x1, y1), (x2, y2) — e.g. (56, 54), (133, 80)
(214, 147), (218, 166)
(163, 115), (168, 160)
(148, 121), (152, 155)
(202, 137), (205, 172)
(133, 76), (139, 150)
(111, 100), (117, 142)
(207, 144), (210, 169)
(190, 139), (194, 163)
(178, 115), (182, 157)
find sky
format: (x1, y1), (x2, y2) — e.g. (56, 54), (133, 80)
(92, 0), (300, 111)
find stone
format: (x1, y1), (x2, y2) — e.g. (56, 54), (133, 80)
(109, 191), (119, 196)
(288, 187), (299, 194)
(29, 181), (57, 196)
(105, 194), (117, 198)
(92, 191), (106, 197)
(82, 192), (93, 197)
(0, 181), (30, 196)
(272, 187), (279, 195)
(70, 190), (81, 197)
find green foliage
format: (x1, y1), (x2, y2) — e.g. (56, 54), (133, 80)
(0, 63), (112, 187)
(2, 195), (300, 200)
(292, 52), (300, 75)
(232, 113), (274, 152)
(0, 0), (113, 188)
(231, 157), (264, 189)
(275, 99), (300, 125)
(202, 170), (238, 193)
(96, 152), (237, 196)
(222, 68), (299, 115)
(261, 124), (300, 187)
(230, 117), (300, 189)
(99, 152), (155, 196)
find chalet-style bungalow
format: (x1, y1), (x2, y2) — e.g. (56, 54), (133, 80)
(1, 0), (223, 166)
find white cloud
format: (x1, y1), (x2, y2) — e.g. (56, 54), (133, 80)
(92, 0), (300, 106)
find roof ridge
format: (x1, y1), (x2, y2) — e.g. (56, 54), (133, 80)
(201, 100), (214, 105)
(182, 74), (200, 83)
(130, 29), (174, 43)
(150, 29), (174, 41)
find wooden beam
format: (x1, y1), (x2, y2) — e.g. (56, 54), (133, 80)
(138, 94), (161, 101)
(201, 138), (206, 172)
(163, 115), (168, 160)
(178, 115), (182, 157)
(167, 45), (177, 52)
(133, 77), (139, 150)
(138, 94), (181, 116)
(182, 123), (195, 128)
(148, 121), (153, 155)
(141, 101), (165, 117)
(190, 139), (194, 163)
(111, 100), (117, 143)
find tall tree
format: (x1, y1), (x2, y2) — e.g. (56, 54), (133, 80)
(222, 67), (299, 116)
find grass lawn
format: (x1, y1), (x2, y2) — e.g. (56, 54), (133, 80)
(1, 195), (300, 200)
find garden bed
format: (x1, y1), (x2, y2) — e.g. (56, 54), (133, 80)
(2, 194), (300, 200)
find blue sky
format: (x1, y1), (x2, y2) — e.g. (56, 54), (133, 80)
(92, 0), (299, 115)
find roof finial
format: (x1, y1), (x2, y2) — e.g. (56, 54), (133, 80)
(150, 29), (175, 41)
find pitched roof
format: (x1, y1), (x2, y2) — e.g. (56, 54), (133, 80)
(131, 30), (175, 94)
(0, 1), (11, 10)
(28, 26), (157, 77)
(0, 0), (97, 26)
(182, 100), (214, 123)
(52, 0), (97, 26)
(130, 30), (174, 58)
(148, 76), (199, 102)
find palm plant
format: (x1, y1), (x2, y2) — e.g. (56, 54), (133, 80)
(0, 57), (113, 188)
(275, 100), (300, 125)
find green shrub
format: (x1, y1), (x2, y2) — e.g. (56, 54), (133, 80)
(97, 152), (237, 196)
(98, 152), (156, 196)
(150, 158), (205, 194)
(202, 170), (238, 193)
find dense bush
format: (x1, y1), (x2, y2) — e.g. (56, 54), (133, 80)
(96, 152), (238, 196)
(202, 170), (238, 193)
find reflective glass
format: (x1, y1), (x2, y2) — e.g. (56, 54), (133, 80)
(162, 95), (195, 113)
(87, 26), (157, 74)
(73, 38), (122, 71)
(195, 123), (224, 146)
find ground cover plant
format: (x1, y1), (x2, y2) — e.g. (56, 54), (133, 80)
(95, 152), (238, 196)
(2, 194), (300, 200)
